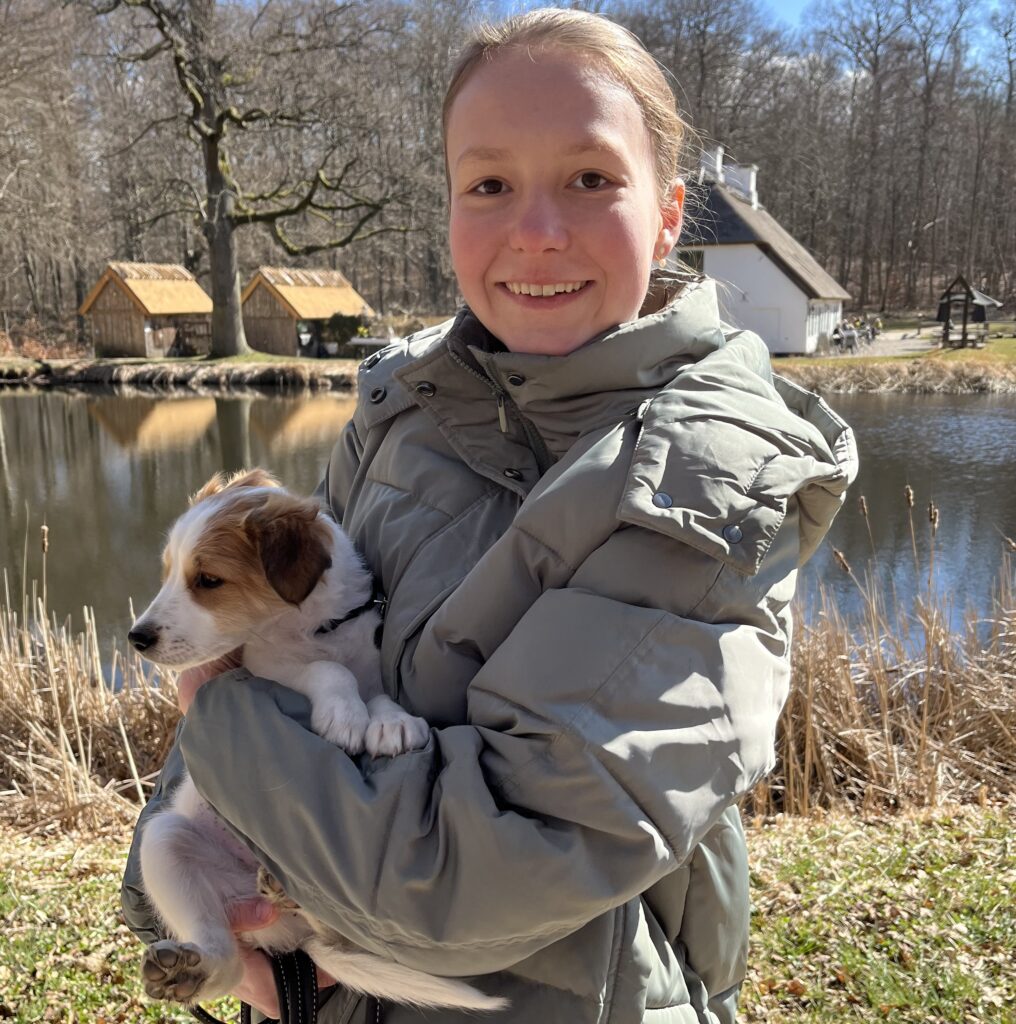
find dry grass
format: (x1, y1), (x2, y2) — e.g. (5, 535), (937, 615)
(749, 496), (1016, 817)
(780, 356), (1016, 394)
(0, 571), (180, 834)
(2, 507), (1015, 832)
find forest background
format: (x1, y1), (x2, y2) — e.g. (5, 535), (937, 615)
(1, 0), (1014, 353)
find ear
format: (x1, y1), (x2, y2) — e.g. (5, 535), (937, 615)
(223, 468), (281, 492)
(656, 179), (686, 261)
(244, 494), (332, 605)
(190, 471), (227, 505)
(189, 468), (281, 506)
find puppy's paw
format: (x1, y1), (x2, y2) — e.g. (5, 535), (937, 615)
(256, 865), (301, 911)
(365, 711), (430, 757)
(312, 698), (370, 754)
(141, 940), (236, 1005)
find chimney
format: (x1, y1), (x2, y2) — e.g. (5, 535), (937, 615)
(699, 144), (724, 183)
(724, 163), (759, 209)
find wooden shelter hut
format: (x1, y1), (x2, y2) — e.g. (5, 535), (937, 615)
(241, 267), (376, 357)
(79, 262), (213, 358)
(936, 275), (1002, 348)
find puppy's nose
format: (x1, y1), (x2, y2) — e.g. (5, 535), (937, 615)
(128, 625), (159, 652)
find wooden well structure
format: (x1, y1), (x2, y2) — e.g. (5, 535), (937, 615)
(936, 275), (1002, 348)
(241, 267), (375, 357)
(79, 262), (213, 358)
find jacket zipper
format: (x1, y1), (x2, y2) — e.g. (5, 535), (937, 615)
(448, 345), (510, 433)
(447, 346), (554, 474)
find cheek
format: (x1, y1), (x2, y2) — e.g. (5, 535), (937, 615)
(449, 209), (490, 291)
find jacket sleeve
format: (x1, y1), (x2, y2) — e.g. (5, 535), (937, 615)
(120, 720), (188, 944)
(178, 516), (794, 977)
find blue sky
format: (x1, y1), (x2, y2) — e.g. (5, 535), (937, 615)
(763, 0), (812, 29)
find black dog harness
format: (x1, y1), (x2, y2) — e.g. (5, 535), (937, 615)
(314, 578), (387, 644)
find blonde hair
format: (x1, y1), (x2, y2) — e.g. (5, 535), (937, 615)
(442, 7), (689, 201)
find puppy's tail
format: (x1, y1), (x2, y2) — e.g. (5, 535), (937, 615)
(304, 937), (508, 1011)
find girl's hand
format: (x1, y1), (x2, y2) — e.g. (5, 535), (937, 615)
(228, 899), (338, 1016)
(176, 649), (243, 714)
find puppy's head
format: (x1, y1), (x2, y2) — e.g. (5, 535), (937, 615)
(128, 469), (332, 667)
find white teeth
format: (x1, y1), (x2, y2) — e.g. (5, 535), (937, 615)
(506, 281), (584, 296)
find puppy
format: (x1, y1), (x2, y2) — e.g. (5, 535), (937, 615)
(128, 469), (504, 1012)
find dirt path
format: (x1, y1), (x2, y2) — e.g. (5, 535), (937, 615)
(837, 328), (936, 358)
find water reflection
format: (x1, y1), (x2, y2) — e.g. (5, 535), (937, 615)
(1, 389), (1013, 654)
(87, 396), (218, 451)
(0, 390), (355, 654)
(800, 392), (1016, 627)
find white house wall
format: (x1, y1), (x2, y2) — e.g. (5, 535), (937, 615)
(702, 245), (811, 354)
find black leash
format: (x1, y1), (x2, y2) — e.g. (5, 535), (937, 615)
(189, 949), (318, 1024)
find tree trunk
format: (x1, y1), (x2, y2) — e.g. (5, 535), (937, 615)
(203, 138), (250, 358)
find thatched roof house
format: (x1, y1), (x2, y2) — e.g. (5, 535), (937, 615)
(79, 262), (213, 358)
(241, 267), (376, 357)
(679, 147), (850, 354)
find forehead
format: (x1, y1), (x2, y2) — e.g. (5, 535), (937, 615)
(446, 49), (652, 168)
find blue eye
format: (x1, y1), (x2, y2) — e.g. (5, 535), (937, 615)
(572, 172), (609, 190)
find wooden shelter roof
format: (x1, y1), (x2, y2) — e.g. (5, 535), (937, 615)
(242, 267), (376, 321)
(79, 262), (213, 316)
(680, 183), (851, 302)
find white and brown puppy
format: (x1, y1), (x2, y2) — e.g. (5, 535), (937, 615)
(129, 469), (503, 1013)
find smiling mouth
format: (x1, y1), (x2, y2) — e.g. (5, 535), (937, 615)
(502, 281), (589, 297)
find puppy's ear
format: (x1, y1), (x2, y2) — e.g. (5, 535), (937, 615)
(244, 494), (332, 605)
(190, 472), (227, 505)
(190, 468), (280, 507)
(224, 468), (281, 492)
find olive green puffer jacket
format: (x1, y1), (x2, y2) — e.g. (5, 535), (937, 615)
(122, 279), (857, 1024)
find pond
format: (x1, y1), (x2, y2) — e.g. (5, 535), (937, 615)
(1, 389), (1014, 658)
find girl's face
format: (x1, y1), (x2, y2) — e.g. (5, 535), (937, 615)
(446, 49), (683, 356)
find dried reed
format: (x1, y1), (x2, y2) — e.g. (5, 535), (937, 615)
(3, 496), (1015, 833)
(749, 492), (1016, 817)
(0, 561), (179, 834)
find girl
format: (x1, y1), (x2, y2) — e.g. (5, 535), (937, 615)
(123, 9), (856, 1023)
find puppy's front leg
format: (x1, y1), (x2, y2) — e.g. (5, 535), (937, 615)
(365, 695), (430, 757)
(292, 661), (371, 753)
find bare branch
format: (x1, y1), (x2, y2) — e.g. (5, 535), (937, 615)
(102, 113), (180, 158)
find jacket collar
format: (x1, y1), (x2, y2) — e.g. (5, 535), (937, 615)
(396, 279), (731, 472)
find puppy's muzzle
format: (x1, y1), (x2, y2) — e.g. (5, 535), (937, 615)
(128, 624), (160, 653)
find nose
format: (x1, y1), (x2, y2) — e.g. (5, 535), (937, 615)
(508, 192), (569, 254)
(128, 624), (159, 652)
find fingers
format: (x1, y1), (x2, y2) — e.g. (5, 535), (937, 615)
(228, 898), (279, 932)
(233, 947), (281, 1018)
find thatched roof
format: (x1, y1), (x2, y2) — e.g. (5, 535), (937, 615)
(681, 183), (850, 302)
(79, 262), (213, 317)
(242, 266), (375, 321)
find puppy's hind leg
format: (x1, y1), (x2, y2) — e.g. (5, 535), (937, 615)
(139, 810), (248, 1004)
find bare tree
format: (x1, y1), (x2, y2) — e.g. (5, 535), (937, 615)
(91, 0), (403, 356)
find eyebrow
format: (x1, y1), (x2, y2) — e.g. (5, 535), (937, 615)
(455, 138), (627, 170)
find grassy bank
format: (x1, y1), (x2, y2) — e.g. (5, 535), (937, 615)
(0, 353), (359, 392)
(3, 335), (1016, 394)
(2, 805), (1012, 1023)
(779, 344), (1016, 394)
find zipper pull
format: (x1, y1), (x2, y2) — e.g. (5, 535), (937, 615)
(496, 392), (508, 433)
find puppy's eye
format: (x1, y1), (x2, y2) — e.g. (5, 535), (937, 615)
(195, 573), (224, 589)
